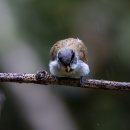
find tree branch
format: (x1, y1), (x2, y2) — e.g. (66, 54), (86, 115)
(0, 71), (130, 91)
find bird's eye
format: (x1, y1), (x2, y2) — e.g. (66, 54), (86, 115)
(59, 57), (62, 61)
(58, 57), (66, 66)
(71, 52), (75, 61)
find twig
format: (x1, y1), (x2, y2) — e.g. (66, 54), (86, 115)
(0, 71), (130, 91)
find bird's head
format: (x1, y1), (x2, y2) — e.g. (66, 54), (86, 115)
(57, 48), (77, 73)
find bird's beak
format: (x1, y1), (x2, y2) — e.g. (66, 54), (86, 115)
(66, 65), (71, 72)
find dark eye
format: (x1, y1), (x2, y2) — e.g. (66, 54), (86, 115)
(59, 57), (62, 62)
(58, 52), (62, 61)
(71, 51), (75, 61)
(58, 57), (66, 66)
(61, 60), (66, 66)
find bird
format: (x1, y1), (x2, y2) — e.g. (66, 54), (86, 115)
(49, 38), (90, 78)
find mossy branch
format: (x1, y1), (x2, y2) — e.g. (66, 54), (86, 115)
(0, 71), (130, 91)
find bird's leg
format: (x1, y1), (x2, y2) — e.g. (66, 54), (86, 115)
(80, 76), (89, 86)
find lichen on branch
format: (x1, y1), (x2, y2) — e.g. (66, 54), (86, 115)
(0, 71), (130, 91)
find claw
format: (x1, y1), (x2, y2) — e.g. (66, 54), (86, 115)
(80, 76), (88, 86)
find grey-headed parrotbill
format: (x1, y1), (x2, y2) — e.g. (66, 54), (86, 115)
(49, 38), (90, 78)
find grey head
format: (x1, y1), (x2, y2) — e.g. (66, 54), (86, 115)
(57, 48), (76, 67)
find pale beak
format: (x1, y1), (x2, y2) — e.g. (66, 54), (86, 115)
(65, 65), (71, 72)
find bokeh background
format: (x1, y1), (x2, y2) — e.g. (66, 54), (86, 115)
(0, 0), (130, 130)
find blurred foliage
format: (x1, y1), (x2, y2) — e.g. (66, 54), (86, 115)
(0, 0), (130, 130)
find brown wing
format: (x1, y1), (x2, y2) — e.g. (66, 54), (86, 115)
(50, 39), (66, 60)
(72, 39), (88, 63)
(50, 38), (88, 63)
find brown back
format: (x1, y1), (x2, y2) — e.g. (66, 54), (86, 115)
(50, 38), (88, 63)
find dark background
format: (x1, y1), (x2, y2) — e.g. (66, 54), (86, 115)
(0, 0), (130, 130)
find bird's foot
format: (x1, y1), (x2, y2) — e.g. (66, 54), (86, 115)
(80, 76), (88, 86)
